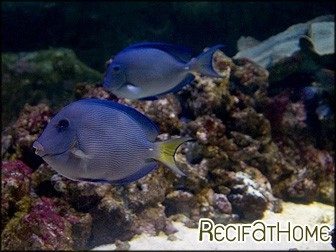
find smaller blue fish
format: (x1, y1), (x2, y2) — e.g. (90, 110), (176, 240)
(32, 99), (191, 184)
(315, 104), (331, 120)
(103, 42), (224, 100)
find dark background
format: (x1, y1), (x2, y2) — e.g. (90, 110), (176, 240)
(2, 2), (334, 72)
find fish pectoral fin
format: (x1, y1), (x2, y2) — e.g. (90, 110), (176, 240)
(71, 148), (93, 160)
(71, 149), (93, 175)
(70, 148), (93, 175)
(126, 83), (142, 94)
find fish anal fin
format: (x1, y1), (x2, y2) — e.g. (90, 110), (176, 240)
(109, 161), (158, 185)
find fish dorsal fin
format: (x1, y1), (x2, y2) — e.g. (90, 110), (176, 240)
(77, 99), (159, 141)
(125, 42), (194, 62)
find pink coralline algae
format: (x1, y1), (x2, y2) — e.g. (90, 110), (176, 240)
(1, 196), (92, 250)
(1, 160), (33, 231)
(1, 161), (93, 250)
(3, 103), (53, 169)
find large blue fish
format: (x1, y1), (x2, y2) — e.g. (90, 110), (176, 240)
(32, 99), (191, 184)
(103, 42), (224, 100)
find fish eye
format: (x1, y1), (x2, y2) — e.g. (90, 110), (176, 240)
(57, 118), (70, 132)
(112, 65), (121, 72)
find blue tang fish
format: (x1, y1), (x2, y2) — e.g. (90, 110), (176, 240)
(32, 99), (191, 184)
(103, 42), (224, 100)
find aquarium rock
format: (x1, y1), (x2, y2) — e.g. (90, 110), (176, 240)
(1, 196), (92, 250)
(1, 48), (102, 128)
(233, 15), (334, 68)
(1, 160), (33, 231)
(1, 38), (334, 249)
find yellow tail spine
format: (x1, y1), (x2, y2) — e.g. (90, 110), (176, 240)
(155, 137), (192, 177)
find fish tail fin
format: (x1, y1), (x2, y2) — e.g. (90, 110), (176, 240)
(188, 44), (224, 78)
(154, 137), (192, 177)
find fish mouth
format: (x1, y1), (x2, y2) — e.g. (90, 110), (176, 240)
(102, 76), (122, 91)
(32, 141), (67, 158)
(33, 141), (46, 157)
